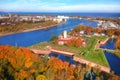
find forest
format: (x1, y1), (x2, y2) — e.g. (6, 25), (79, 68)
(0, 45), (120, 80)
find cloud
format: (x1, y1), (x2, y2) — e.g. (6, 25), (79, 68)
(0, 0), (120, 12)
(57, 4), (120, 12)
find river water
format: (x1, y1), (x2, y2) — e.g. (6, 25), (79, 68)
(0, 19), (97, 47)
(1, 12), (120, 18)
(100, 39), (115, 50)
(50, 52), (74, 64)
(100, 39), (120, 75)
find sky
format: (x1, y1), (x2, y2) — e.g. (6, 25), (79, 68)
(0, 0), (120, 12)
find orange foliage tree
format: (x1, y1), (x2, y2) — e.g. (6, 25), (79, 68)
(106, 29), (115, 36)
(115, 29), (120, 36)
(67, 37), (83, 47)
(94, 28), (101, 34)
(85, 26), (92, 35)
(74, 24), (93, 35)
(0, 45), (120, 80)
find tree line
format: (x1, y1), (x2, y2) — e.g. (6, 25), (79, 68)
(0, 45), (119, 80)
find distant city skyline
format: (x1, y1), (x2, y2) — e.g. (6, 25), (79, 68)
(0, 0), (120, 12)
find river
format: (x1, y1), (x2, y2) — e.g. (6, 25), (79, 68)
(0, 18), (97, 47)
(100, 39), (120, 75)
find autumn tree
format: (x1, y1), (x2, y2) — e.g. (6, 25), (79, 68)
(70, 29), (76, 36)
(108, 75), (120, 80)
(0, 45), (120, 80)
(74, 65), (85, 80)
(36, 75), (47, 80)
(114, 29), (120, 36)
(106, 29), (115, 36)
(94, 28), (101, 34)
(85, 26), (93, 35)
(45, 67), (55, 80)
(0, 59), (14, 80)
(67, 37), (83, 48)
(74, 24), (93, 35)
(74, 24), (86, 32)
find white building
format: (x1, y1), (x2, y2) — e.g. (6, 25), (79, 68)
(57, 16), (69, 19)
(53, 15), (69, 23)
(53, 18), (63, 23)
(80, 31), (85, 35)
(97, 21), (103, 28)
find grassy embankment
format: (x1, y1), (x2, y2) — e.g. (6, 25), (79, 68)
(0, 20), (58, 34)
(28, 36), (109, 67)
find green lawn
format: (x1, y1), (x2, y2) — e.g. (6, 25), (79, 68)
(28, 36), (109, 67)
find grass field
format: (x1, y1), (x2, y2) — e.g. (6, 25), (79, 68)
(28, 36), (109, 67)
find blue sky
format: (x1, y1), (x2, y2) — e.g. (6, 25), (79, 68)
(0, 0), (120, 12)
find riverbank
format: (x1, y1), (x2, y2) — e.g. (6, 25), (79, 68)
(0, 21), (65, 37)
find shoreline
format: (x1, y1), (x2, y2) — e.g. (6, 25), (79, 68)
(0, 21), (65, 37)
